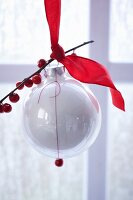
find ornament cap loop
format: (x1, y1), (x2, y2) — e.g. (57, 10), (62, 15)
(46, 65), (65, 78)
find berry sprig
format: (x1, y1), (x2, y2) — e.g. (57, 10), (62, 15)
(0, 41), (94, 113)
(0, 59), (48, 113)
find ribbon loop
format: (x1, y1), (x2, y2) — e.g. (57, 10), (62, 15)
(51, 44), (65, 62)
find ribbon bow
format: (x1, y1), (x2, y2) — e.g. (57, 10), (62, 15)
(44, 0), (125, 111)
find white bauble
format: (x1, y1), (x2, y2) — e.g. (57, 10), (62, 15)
(23, 66), (101, 158)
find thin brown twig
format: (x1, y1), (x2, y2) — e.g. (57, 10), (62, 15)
(0, 40), (94, 103)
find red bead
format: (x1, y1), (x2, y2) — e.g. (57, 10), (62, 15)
(9, 93), (20, 103)
(32, 74), (42, 84)
(16, 82), (24, 90)
(0, 103), (4, 113)
(55, 159), (64, 167)
(3, 103), (12, 113)
(25, 79), (33, 88)
(37, 59), (47, 68)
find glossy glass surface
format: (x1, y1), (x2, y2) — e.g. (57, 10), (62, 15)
(23, 66), (101, 158)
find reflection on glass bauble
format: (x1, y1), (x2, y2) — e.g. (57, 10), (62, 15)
(23, 66), (101, 158)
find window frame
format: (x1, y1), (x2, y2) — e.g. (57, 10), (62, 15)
(87, 0), (133, 200)
(1, 1), (133, 200)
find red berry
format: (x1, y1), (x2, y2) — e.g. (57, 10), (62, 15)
(9, 93), (20, 103)
(55, 159), (64, 167)
(0, 103), (4, 113)
(16, 82), (24, 90)
(37, 59), (47, 68)
(32, 74), (42, 84)
(25, 79), (33, 88)
(3, 103), (12, 113)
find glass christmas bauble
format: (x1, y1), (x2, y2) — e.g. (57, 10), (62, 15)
(23, 66), (101, 158)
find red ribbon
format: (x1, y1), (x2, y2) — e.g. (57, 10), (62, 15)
(44, 0), (125, 111)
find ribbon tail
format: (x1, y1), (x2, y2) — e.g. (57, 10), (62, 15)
(44, 0), (61, 49)
(61, 54), (125, 111)
(110, 88), (125, 111)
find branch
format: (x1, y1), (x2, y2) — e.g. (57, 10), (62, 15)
(0, 40), (94, 103)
